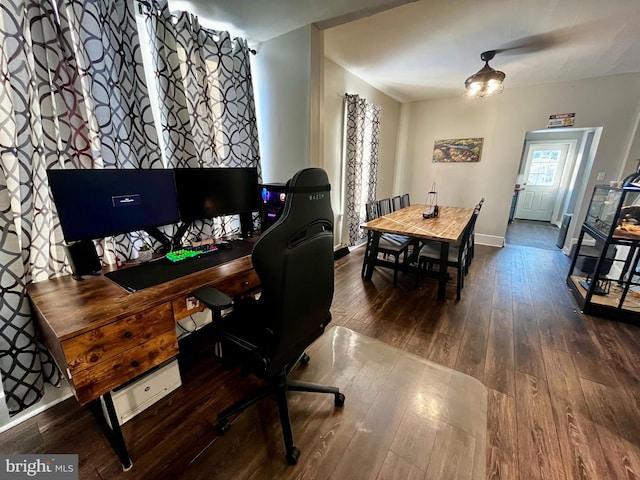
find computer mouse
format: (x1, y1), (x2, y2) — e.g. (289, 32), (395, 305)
(217, 242), (233, 249)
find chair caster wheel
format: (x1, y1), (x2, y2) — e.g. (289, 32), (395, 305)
(216, 420), (230, 435)
(286, 446), (300, 465)
(300, 353), (310, 365)
(335, 392), (345, 407)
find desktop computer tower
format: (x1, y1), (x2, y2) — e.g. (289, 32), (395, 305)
(260, 183), (288, 231)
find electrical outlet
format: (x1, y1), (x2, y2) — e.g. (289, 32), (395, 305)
(597, 172), (606, 181)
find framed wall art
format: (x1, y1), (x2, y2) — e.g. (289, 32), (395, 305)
(433, 138), (483, 163)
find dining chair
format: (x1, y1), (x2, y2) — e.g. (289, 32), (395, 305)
(400, 193), (410, 208)
(392, 196), (402, 211)
(414, 206), (480, 300)
(362, 201), (412, 285)
(468, 197), (484, 267)
(377, 198), (392, 216)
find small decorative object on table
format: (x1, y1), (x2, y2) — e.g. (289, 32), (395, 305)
(138, 245), (153, 262)
(422, 182), (439, 219)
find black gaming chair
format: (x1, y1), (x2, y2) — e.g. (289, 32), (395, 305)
(192, 168), (344, 465)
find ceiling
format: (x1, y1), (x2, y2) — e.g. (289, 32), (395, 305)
(169, 0), (416, 43)
(171, 0), (640, 103)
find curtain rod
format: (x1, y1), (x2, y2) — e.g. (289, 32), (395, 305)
(135, 0), (256, 54)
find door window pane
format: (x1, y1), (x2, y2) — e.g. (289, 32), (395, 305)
(527, 150), (561, 186)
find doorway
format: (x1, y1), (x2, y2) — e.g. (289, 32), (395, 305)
(515, 142), (570, 222)
(507, 127), (602, 251)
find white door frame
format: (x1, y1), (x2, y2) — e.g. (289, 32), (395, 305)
(515, 139), (578, 225)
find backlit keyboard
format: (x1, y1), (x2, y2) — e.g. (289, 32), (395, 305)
(165, 244), (219, 263)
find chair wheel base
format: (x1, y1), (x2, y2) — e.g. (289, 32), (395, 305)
(300, 353), (310, 365)
(335, 392), (345, 407)
(286, 446), (301, 465)
(216, 420), (231, 435)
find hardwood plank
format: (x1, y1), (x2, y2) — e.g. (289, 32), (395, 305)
(515, 371), (567, 480)
(427, 332), (462, 369)
(404, 303), (445, 359)
(454, 317), (489, 382)
(509, 253), (532, 305)
(484, 308), (515, 396)
(541, 347), (610, 480)
(592, 319), (640, 382)
(486, 389), (517, 480)
(568, 324), (618, 387)
(492, 269), (513, 311)
(377, 451), (425, 480)
(513, 301), (546, 379)
(580, 378), (640, 479)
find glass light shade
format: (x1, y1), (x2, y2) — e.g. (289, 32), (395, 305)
(464, 62), (505, 98)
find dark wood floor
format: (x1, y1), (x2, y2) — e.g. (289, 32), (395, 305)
(2, 240), (640, 479)
(506, 219), (560, 250)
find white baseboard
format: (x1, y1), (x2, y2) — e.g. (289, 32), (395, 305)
(475, 234), (504, 248)
(0, 379), (73, 434)
(563, 236), (596, 256)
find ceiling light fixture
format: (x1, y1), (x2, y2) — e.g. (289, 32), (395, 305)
(464, 50), (505, 98)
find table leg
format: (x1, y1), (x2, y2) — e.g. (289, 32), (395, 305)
(88, 393), (133, 471)
(364, 231), (381, 281)
(438, 242), (449, 301)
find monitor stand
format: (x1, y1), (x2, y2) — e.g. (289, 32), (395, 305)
(64, 241), (101, 280)
(173, 222), (191, 250)
(144, 227), (173, 254)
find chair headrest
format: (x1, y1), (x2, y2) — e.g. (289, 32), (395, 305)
(286, 168), (331, 195)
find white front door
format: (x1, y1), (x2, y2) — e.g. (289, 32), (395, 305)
(516, 143), (570, 222)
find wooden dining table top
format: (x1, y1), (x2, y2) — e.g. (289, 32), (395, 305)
(361, 204), (474, 243)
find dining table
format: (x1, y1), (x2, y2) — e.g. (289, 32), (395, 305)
(360, 204), (475, 300)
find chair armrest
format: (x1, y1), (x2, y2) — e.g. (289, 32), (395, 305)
(192, 286), (233, 310)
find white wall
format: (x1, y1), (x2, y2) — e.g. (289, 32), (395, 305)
(397, 73), (640, 245)
(323, 58), (401, 244)
(252, 26), (319, 183)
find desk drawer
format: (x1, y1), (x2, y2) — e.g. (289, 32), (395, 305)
(172, 269), (260, 321)
(63, 302), (173, 373)
(72, 331), (179, 404)
(216, 269), (260, 298)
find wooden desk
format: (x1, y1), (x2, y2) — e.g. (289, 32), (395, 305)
(27, 252), (259, 468)
(361, 205), (474, 300)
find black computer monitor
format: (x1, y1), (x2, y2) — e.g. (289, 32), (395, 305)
(173, 167), (261, 221)
(47, 169), (180, 243)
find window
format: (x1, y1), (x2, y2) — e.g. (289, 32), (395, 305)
(526, 149), (562, 186)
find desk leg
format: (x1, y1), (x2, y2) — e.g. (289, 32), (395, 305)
(89, 393), (133, 471)
(437, 242), (449, 301)
(364, 232), (381, 281)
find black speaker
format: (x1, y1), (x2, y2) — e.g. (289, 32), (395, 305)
(64, 241), (101, 279)
(239, 212), (254, 238)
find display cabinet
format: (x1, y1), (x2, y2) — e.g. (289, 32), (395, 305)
(567, 183), (640, 323)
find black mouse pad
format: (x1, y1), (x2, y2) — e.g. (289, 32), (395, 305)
(105, 239), (254, 292)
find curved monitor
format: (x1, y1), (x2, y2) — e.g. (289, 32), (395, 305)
(174, 167), (260, 221)
(47, 169), (180, 243)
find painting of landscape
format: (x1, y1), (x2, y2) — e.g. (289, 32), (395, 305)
(433, 138), (483, 163)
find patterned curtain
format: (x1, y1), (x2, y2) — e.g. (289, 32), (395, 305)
(0, 0), (160, 415)
(344, 94), (381, 246)
(141, 0), (261, 241)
